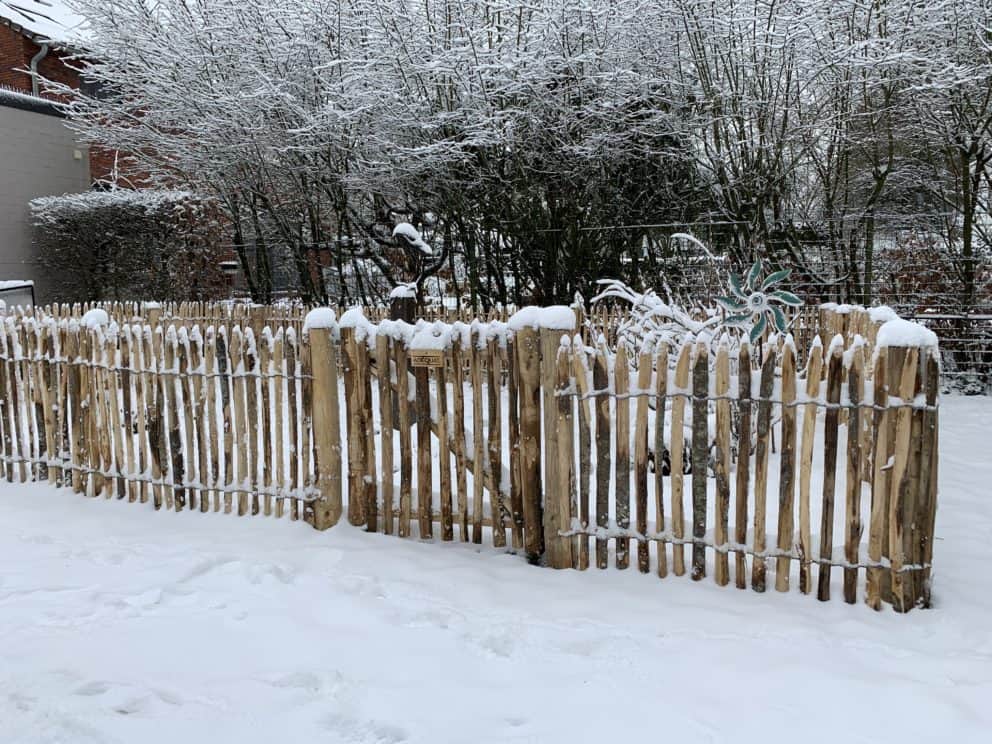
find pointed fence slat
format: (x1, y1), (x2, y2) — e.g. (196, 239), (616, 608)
(614, 344), (630, 570)
(775, 341), (797, 592)
(817, 342), (844, 602)
(593, 342), (610, 570)
(713, 341), (731, 587)
(752, 345), (776, 593)
(654, 342), (669, 579)
(690, 340), (709, 581)
(670, 343), (691, 577)
(734, 342), (752, 589)
(634, 346), (653, 574)
(844, 347), (864, 603)
(798, 340), (823, 594)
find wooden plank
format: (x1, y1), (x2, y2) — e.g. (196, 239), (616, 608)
(654, 342), (670, 579)
(488, 337), (506, 548)
(549, 336), (576, 569)
(87, 326), (107, 496)
(917, 351), (939, 607)
(395, 340), (413, 537)
(0, 322), (15, 482)
(470, 332), (484, 544)
(244, 329), (261, 515)
(341, 327), (364, 526)
(148, 327), (169, 509)
(887, 348), (919, 613)
(690, 340), (709, 581)
(132, 324), (150, 505)
(258, 328), (273, 516)
(308, 324), (343, 529)
(614, 344), (630, 570)
(714, 339), (731, 587)
(593, 342), (610, 569)
(284, 329), (300, 520)
(670, 342), (691, 577)
(230, 327), (250, 516)
(416, 349), (433, 539)
(450, 337), (469, 541)
(517, 327), (543, 562)
(866, 350), (889, 610)
(634, 344), (653, 574)
(816, 342), (844, 601)
(797, 339), (823, 594)
(572, 340), (593, 571)
(177, 328), (200, 509)
(843, 345), (864, 603)
(163, 327), (185, 510)
(376, 333), (395, 534)
(541, 327), (567, 567)
(361, 338), (378, 532)
(105, 325), (126, 499)
(204, 327), (220, 512)
(775, 340), (797, 592)
(272, 329), (287, 518)
(752, 344), (776, 593)
(119, 325), (137, 501)
(437, 346), (453, 541)
(39, 321), (60, 486)
(66, 326), (84, 493)
(734, 342), (752, 589)
(508, 338), (523, 550)
(218, 327), (236, 514)
(298, 328), (314, 523)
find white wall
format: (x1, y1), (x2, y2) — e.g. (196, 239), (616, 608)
(0, 102), (90, 302)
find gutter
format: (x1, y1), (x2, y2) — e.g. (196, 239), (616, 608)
(30, 42), (50, 97)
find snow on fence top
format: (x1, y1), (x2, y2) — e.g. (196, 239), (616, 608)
(876, 318), (939, 349)
(507, 305), (577, 331)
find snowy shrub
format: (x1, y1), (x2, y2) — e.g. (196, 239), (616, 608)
(30, 189), (229, 302)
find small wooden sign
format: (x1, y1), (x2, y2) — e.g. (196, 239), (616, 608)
(410, 349), (445, 368)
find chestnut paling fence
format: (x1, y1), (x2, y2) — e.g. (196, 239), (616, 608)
(0, 301), (938, 612)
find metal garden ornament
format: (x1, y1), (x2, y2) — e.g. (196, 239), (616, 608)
(717, 261), (803, 343)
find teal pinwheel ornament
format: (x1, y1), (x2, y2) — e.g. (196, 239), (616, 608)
(716, 261), (803, 343)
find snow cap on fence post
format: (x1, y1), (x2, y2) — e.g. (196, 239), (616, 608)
(81, 308), (109, 329)
(305, 307), (343, 530)
(875, 318), (939, 350)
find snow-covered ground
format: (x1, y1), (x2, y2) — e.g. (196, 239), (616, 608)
(1, 396), (990, 743)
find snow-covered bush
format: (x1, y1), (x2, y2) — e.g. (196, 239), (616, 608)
(30, 189), (228, 302)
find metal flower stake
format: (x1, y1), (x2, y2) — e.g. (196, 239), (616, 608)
(716, 261), (803, 342)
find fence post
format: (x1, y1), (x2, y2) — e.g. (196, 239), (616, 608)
(308, 321), (343, 530)
(542, 326), (574, 569)
(516, 326), (543, 562)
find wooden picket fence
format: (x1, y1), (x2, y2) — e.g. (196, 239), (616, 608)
(339, 306), (939, 612)
(0, 301), (939, 613)
(0, 310), (344, 528)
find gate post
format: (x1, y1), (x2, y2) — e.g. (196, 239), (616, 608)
(306, 311), (342, 530)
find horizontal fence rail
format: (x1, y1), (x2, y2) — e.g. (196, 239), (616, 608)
(0, 301), (940, 613)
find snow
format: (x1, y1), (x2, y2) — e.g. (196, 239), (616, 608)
(392, 223), (433, 256)
(303, 307), (337, 332)
(868, 305), (899, 323)
(80, 308), (108, 329)
(0, 394), (989, 742)
(30, 189), (200, 233)
(389, 283), (417, 300)
(0, 1), (87, 45)
(877, 318), (940, 349)
(508, 305), (576, 331)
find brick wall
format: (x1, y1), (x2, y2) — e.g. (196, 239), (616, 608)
(0, 23), (30, 91)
